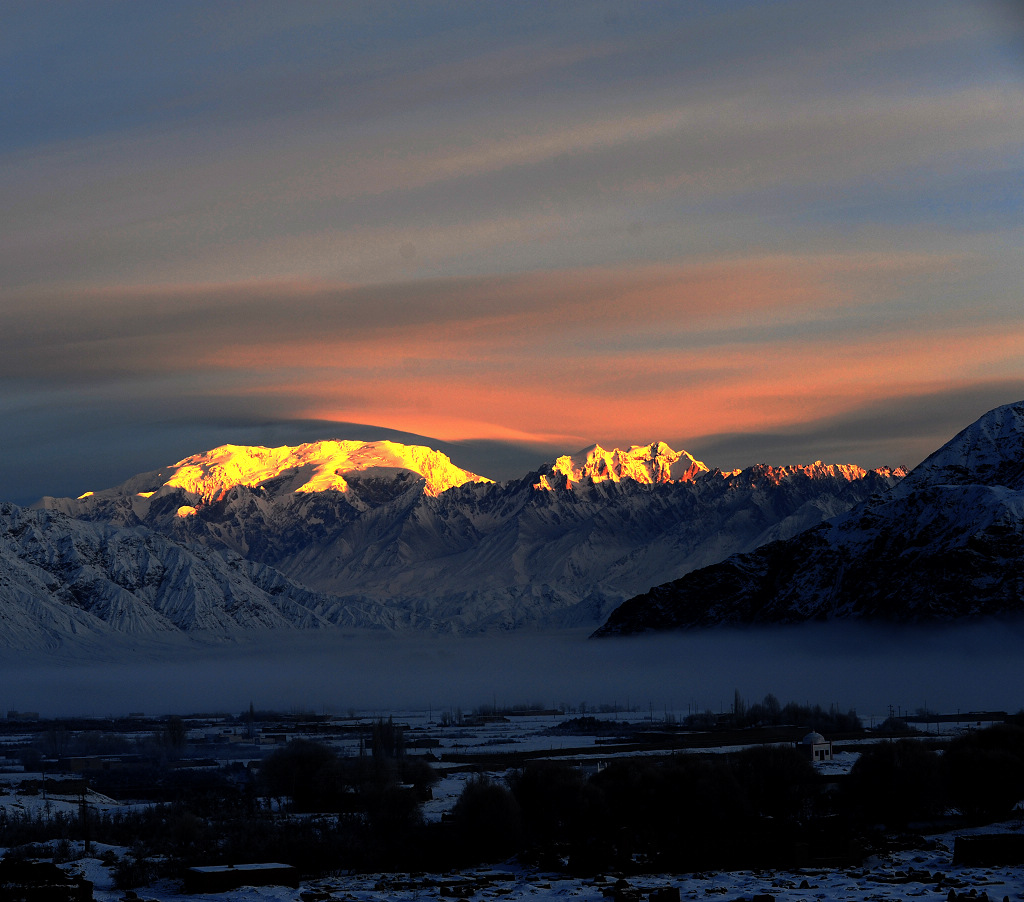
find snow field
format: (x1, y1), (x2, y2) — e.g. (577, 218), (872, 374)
(8, 825), (1024, 902)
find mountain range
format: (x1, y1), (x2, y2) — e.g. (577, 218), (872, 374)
(0, 437), (902, 646)
(595, 400), (1024, 635)
(2, 399), (1020, 649)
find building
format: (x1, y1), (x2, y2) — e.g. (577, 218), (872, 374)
(799, 731), (833, 763)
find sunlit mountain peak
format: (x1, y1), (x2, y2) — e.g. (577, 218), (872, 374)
(739, 461), (908, 487)
(164, 440), (491, 502)
(544, 441), (709, 488)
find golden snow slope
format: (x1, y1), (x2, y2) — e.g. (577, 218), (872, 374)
(163, 440), (491, 501)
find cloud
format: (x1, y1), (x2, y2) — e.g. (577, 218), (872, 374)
(0, 251), (970, 382)
(690, 381), (1024, 470)
(2, 249), (1019, 470)
(5, 622), (1024, 717)
(1, 278), (1020, 503)
(3, 4), (1021, 290)
(2, 1), (1022, 504)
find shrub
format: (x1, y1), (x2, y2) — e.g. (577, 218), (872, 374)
(510, 763), (606, 845)
(730, 744), (817, 821)
(943, 725), (1024, 822)
(259, 739), (343, 812)
(113, 854), (159, 890)
(848, 740), (942, 826)
(592, 756), (747, 868)
(451, 775), (522, 863)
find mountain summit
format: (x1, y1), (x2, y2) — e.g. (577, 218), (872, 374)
(535, 442), (708, 490)
(594, 400), (1024, 635)
(13, 399), (1024, 646)
(891, 401), (1024, 494)
(160, 440), (491, 500)
(59, 440), (491, 522)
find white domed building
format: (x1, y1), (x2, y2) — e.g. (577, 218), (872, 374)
(799, 731), (833, 763)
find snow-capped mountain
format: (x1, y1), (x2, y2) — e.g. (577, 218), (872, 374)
(33, 440), (904, 636)
(594, 401), (1024, 636)
(0, 502), (403, 651)
(61, 440), (490, 515)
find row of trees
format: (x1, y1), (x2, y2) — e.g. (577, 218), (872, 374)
(18, 716), (191, 771)
(849, 723), (1024, 825)
(696, 691), (864, 734)
(451, 746), (824, 870)
(554, 693), (865, 737)
(451, 723), (1024, 870)
(3, 721), (1022, 881)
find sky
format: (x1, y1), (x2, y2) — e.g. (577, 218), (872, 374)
(2, 0), (1024, 504)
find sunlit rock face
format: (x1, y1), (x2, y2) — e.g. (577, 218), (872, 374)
(40, 440), (491, 521)
(164, 440), (491, 501)
(32, 436), (904, 635)
(595, 400), (1024, 636)
(547, 442), (708, 487)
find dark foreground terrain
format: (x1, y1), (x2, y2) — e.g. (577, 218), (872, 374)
(2, 701), (1023, 901)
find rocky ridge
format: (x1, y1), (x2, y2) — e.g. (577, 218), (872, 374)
(27, 439), (904, 637)
(0, 502), (399, 650)
(594, 400), (1024, 635)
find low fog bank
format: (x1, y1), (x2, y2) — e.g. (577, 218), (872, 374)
(2, 621), (1022, 720)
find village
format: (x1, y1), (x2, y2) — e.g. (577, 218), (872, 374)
(1, 699), (1023, 902)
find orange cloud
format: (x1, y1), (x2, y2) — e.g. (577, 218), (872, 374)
(1, 253), (1016, 459)
(270, 322), (1024, 450)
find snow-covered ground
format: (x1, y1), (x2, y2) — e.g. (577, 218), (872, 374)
(0, 771), (135, 817)
(17, 821), (1024, 902)
(4, 710), (1022, 901)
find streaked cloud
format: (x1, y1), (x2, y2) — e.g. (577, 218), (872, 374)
(0, 1), (1022, 501)
(2, 248), (1019, 464)
(0, 252), (968, 380)
(4, 4), (1022, 291)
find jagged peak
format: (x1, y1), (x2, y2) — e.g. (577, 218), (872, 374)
(536, 441), (709, 490)
(736, 461), (874, 485)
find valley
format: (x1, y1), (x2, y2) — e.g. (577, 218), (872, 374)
(2, 702), (1022, 902)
